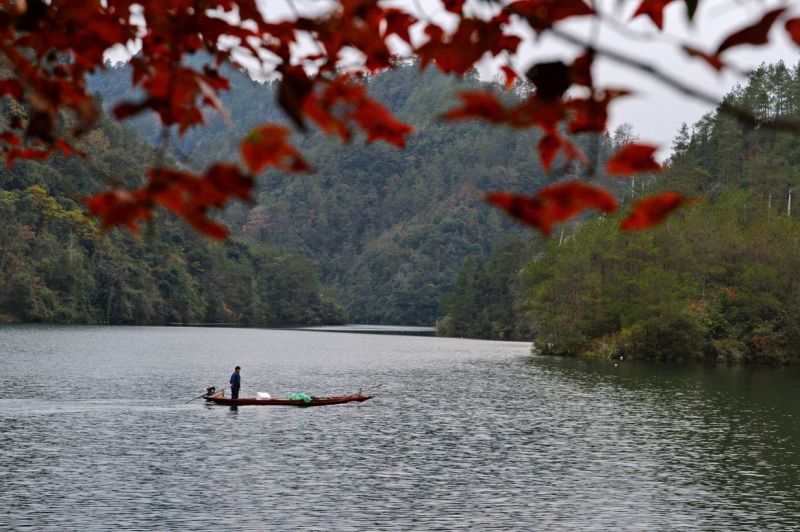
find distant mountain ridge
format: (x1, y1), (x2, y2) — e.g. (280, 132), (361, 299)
(0, 93), (344, 326)
(90, 62), (613, 325)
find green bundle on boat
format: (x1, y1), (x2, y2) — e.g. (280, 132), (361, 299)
(287, 393), (312, 403)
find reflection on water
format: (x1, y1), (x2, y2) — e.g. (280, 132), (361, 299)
(0, 325), (798, 529)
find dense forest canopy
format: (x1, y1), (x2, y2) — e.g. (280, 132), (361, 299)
(90, 63), (629, 325)
(441, 62), (800, 364)
(0, 109), (344, 325)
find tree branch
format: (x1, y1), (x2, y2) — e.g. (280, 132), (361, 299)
(549, 26), (800, 135)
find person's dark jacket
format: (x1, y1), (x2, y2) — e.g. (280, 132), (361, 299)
(230, 372), (241, 388)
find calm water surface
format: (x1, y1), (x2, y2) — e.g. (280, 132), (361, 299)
(1, 325), (799, 530)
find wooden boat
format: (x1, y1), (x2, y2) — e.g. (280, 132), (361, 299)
(204, 391), (374, 407)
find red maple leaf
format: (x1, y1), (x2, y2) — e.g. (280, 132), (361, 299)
(0, 79), (23, 99)
(500, 66), (518, 89)
(85, 189), (152, 234)
(606, 143), (662, 175)
(537, 181), (618, 222)
(417, 18), (520, 75)
(87, 164), (256, 239)
(567, 90), (628, 134)
(632, 0), (678, 30)
(785, 18), (800, 46)
(620, 192), (695, 231)
(183, 209), (230, 240)
(353, 99), (414, 147)
(716, 8), (786, 54)
(570, 52), (594, 87)
(240, 125), (309, 174)
(442, 0), (467, 14)
(506, 0), (594, 32)
(683, 46), (725, 71)
(442, 91), (509, 123)
(486, 182), (617, 236)
(0, 132), (21, 146)
(538, 134), (561, 172)
(384, 9), (415, 43)
(486, 191), (557, 233)
(537, 133), (587, 171)
(300, 76), (412, 147)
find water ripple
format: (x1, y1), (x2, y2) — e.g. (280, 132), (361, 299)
(0, 326), (799, 529)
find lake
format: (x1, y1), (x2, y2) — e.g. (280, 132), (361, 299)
(1, 325), (799, 529)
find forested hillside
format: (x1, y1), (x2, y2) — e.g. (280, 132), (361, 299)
(441, 62), (800, 363)
(91, 63), (619, 325)
(437, 235), (538, 340)
(0, 107), (344, 326)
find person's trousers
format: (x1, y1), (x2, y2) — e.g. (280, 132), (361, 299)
(231, 386), (240, 399)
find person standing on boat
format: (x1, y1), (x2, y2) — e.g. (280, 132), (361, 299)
(230, 366), (241, 399)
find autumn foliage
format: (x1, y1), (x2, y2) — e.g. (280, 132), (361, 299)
(1, 0), (797, 238)
(486, 182), (617, 236)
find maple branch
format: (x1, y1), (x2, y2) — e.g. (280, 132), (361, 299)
(598, 13), (662, 43)
(592, 10), (752, 78)
(548, 26), (800, 135)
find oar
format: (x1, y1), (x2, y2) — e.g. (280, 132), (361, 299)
(185, 386), (227, 403)
(185, 392), (209, 403)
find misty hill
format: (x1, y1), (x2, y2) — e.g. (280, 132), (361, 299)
(90, 62), (617, 325)
(0, 103), (343, 326)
